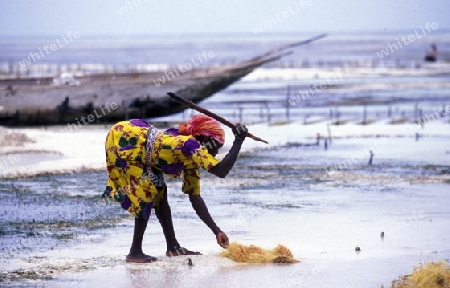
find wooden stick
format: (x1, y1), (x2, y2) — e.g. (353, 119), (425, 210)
(259, 33), (327, 59)
(167, 92), (269, 144)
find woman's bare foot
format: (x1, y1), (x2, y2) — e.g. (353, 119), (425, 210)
(126, 253), (157, 263)
(166, 247), (202, 257)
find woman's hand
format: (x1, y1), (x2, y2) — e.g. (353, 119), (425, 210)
(232, 123), (248, 141)
(216, 231), (229, 248)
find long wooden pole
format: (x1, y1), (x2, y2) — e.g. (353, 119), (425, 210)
(167, 92), (269, 144)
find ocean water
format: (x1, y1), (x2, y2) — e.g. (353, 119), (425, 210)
(0, 32), (450, 287)
(2, 31), (449, 123)
(1, 31), (450, 67)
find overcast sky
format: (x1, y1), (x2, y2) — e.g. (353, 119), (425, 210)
(0, 0), (449, 37)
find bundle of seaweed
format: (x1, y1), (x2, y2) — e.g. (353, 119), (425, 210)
(220, 242), (299, 264)
(389, 261), (450, 288)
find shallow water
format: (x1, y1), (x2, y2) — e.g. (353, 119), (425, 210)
(3, 181), (447, 287)
(0, 172), (127, 258)
(0, 135), (449, 287)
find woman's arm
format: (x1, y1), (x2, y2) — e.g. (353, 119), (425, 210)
(189, 194), (229, 248)
(189, 194), (221, 235)
(208, 124), (248, 178)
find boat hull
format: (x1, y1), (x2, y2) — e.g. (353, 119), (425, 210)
(0, 65), (254, 126)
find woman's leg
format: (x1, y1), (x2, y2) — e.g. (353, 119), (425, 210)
(126, 218), (157, 263)
(154, 186), (201, 256)
(154, 186), (180, 251)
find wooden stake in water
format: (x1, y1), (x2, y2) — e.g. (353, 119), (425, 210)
(285, 85), (291, 121)
(368, 150), (374, 165)
(327, 123), (332, 145)
(363, 105), (367, 124)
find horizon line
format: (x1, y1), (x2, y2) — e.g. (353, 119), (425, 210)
(1, 28), (450, 39)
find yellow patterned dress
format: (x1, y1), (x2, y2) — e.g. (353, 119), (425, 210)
(103, 119), (220, 220)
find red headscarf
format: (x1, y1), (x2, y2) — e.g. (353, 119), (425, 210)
(179, 114), (225, 144)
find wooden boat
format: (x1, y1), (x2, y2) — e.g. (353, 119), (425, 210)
(0, 35), (326, 126)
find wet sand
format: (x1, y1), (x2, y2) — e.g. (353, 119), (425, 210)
(2, 183), (448, 287)
(1, 119), (449, 177)
(0, 121), (449, 287)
